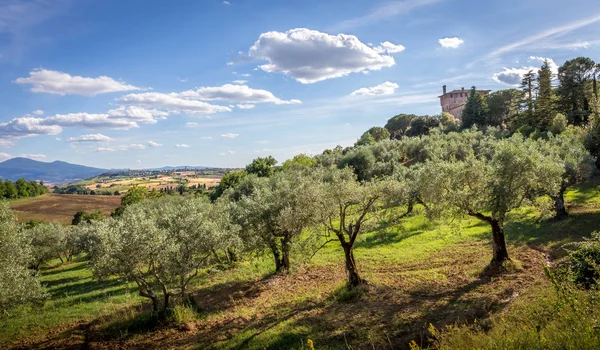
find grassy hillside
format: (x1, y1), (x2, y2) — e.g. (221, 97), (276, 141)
(2, 182), (599, 349)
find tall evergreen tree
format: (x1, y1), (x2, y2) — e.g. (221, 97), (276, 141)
(534, 60), (557, 130)
(557, 57), (596, 125)
(461, 86), (489, 129)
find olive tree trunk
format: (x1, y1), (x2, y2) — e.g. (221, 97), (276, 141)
(342, 243), (361, 287)
(468, 211), (510, 265)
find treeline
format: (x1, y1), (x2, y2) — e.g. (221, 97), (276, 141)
(53, 184), (119, 195)
(0, 178), (48, 199)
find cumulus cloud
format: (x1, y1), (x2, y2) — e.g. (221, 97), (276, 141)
(493, 67), (535, 85)
(237, 104), (255, 109)
(66, 133), (113, 143)
(232, 80), (247, 84)
(221, 133), (239, 139)
(178, 84), (301, 105)
(32, 110), (44, 116)
(175, 144), (190, 148)
(42, 113), (139, 130)
(493, 56), (558, 85)
(439, 37), (464, 48)
(247, 28), (396, 83)
(0, 117), (62, 140)
(107, 106), (169, 124)
(118, 92), (232, 114)
(14, 68), (139, 96)
(96, 144), (145, 152)
(21, 154), (46, 161)
(351, 81), (399, 96)
(185, 122), (198, 128)
(373, 41), (406, 54)
(148, 141), (163, 147)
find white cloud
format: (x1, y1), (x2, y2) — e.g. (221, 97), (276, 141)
(247, 28), (396, 84)
(528, 56), (558, 74)
(42, 113), (139, 130)
(121, 144), (145, 150)
(66, 133), (113, 143)
(492, 57), (558, 86)
(107, 106), (169, 124)
(218, 150), (236, 156)
(492, 67), (533, 85)
(0, 117), (62, 140)
(0, 152), (11, 161)
(178, 84), (301, 104)
(55, 137), (61, 141)
(148, 141), (163, 147)
(175, 144), (190, 148)
(200, 136), (213, 140)
(237, 104), (255, 109)
(136, 159), (142, 164)
(373, 41), (406, 54)
(118, 92), (232, 114)
(439, 37), (464, 48)
(351, 81), (399, 96)
(223, 1), (230, 4)
(96, 144), (145, 152)
(32, 110), (44, 116)
(185, 122), (198, 128)
(20, 154), (46, 161)
(232, 80), (247, 84)
(221, 133), (239, 139)
(14, 68), (139, 96)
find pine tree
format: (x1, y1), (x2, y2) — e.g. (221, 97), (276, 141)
(534, 60), (557, 130)
(461, 86), (489, 129)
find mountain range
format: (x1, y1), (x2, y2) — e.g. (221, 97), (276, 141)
(0, 158), (108, 184)
(0, 158), (215, 184)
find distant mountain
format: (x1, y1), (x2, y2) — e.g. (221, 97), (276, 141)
(0, 158), (108, 184)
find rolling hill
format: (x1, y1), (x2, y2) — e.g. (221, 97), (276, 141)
(0, 158), (108, 184)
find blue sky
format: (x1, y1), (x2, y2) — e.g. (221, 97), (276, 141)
(0, 0), (599, 169)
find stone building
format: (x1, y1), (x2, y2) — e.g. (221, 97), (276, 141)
(439, 85), (490, 119)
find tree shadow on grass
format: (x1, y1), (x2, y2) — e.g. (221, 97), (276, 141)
(506, 210), (600, 258)
(40, 262), (88, 277)
(356, 230), (426, 249)
(47, 279), (123, 300)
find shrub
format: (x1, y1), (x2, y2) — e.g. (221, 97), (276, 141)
(567, 231), (600, 288)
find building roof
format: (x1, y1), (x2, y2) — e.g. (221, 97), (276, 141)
(438, 89), (491, 98)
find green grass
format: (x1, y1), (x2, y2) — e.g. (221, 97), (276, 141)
(2, 182), (600, 349)
(0, 257), (141, 345)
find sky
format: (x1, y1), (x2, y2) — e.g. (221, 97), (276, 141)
(0, 0), (599, 169)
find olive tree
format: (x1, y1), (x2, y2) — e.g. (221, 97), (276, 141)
(541, 131), (593, 219)
(0, 202), (44, 314)
(25, 222), (66, 268)
(417, 135), (562, 265)
(88, 196), (237, 315)
(315, 167), (395, 287)
(230, 171), (323, 273)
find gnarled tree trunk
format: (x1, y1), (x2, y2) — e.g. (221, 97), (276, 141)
(468, 211), (510, 265)
(490, 219), (509, 264)
(342, 243), (361, 287)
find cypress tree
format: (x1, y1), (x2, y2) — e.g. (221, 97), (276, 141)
(534, 60), (557, 130)
(461, 86), (489, 129)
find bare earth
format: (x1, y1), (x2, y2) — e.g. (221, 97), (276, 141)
(10, 194), (121, 225)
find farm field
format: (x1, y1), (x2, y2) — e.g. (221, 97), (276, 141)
(69, 172), (223, 194)
(9, 194), (121, 225)
(2, 182), (598, 349)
